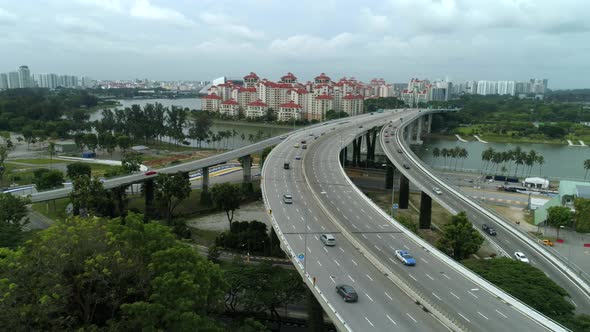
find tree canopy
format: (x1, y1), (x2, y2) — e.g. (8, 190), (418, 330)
(436, 211), (484, 260)
(154, 172), (191, 224)
(574, 198), (590, 233)
(66, 162), (92, 179)
(210, 183), (244, 228)
(0, 213), (226, 331)
(0, 193), (30, 248)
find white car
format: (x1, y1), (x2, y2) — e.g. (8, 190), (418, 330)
(283, 194), (293, 204)
(320, 234), (336, 246)
(433, 187), (442, 195)
(514, 252), (529, 263)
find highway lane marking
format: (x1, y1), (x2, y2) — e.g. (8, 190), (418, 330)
(306, 225), (311, 231)
(495, 309), (508, 318)
(300, 216), (305, 221)
(458, 313), (471, 323)
(316, 260), (322, 267)
(432, 292), (442, 300)
(314, 216), (319, 221)
(307, 246), (312, 253)
(295, 208), (300, 213)
(442, 274), (451, 280)
(356, 215), (361, 220)
(389, 245), (395, 251)
(377, 224), (383, 229)
(348, 275), (355, 282)
(450, 291), (460, 299)
(362, 234), (368, 239)
(420, 258), (429, 264)
(389, 257), (398, 265)
(408, 274), (417, 281)
(384, 292), (393, 301)
(286, 216), (290, 220)
(386, 314), (397, 325)
(403, 245), (410, 250)
(467, 290), (478, 299)
(374, 245), (382, 252)
(406, 313), (418, 323)
(477, 312), (489, 320)
(334, 259), (340, 266)
(425, 273), (434, 280)
(291, 225), (296, 230)
(364, 317), (374, 327)
(376, 234), (382, 239)
(323, 247), (328, 253)
(390, 234), (396, 239)
(365, 293), (374, 302)
(571, 300), (577, 307)
(314, 235), (319, 241)
(336, 207), (341, 212)
(351, 223), (358, 229)
(339, 247), (345, 253)
(298, 235), (303, 240)
(366, 274), (374, 281)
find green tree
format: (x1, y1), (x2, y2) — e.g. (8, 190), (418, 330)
(0, 145), (7, 185)
(121, 152), (142, 174)
(574, 198), (590, 233)
(211, 183), (243, 228)
(66, 162), (92, 179)
(116, 135), (132, 152)
(0, 213), (225, 331)
(154, 172), (191, 224)
(33, 168), (64, 190)
(436, 212), (484, 260)
(47, 141), (56, 167)
(0, 193), (30, 248)
(188, 111), (212, 148)
(547, 206), (572, 239)
(83, 133), (98, 153)
(69, 175), (113, 217)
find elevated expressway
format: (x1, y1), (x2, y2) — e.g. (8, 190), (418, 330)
(384, 110), (590, 314)
(262, 110), (565, 331)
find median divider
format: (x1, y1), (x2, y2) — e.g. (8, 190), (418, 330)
(390, 111), (569, 331)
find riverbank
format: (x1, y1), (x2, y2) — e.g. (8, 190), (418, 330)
(212, 119), (304, 129)
(429, 133), (572, 145)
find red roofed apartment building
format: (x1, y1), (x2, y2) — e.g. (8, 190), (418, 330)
(203, 72), (397, 121)
(401, 78), (431, 107)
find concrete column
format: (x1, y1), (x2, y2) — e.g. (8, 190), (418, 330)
(343, 146), (348, 166)
(144, 179), (154, 222)
(427, 114), (433, 133)
(242, 155), (252, 183)
(404, 125), (411, 142)
(416, 117), (423, 144)
(385, 164), (394, 189)
(399, 174), (409, 209)
(419, 191), (432, 229)
(306, 287), (324, 332)
(200, 166), (212, 205)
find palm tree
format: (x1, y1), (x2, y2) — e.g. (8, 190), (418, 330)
(450, 147), (460, 170)
(433, 147), (441, 165)
(584, 159), (590, 180)
(481, 147), (495, 174)
(526, 150), (537, 177)
(492, 152), (503, 174)
(459, 148), (468, 170)
(536, 155), (544, 176)
(441, 148), (449, 168)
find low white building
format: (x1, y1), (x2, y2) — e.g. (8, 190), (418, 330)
(245, 99), (268, 119)
(277, 101), (302, 122)
(523, 177), (550, 189)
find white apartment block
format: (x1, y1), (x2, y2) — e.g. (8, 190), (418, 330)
(277, 101), (302, 122)
(477, 80), (498, 95)
(219, 99), (240, 117)
(245, 100), (268, 118)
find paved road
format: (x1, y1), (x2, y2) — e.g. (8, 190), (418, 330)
(263, 114), (447, 332)
(384, 111), (590, 315)
(264, 110), (558, 331)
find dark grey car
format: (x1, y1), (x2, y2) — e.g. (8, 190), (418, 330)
(336, 284), (358, 302)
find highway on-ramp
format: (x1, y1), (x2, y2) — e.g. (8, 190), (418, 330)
(263, 110), (563, 331)
(383, 110), (590, 315)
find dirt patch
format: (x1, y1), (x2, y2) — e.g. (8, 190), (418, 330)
(143, 150), (226, 168)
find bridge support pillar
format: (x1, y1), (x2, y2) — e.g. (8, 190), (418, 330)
(365, 129), (377, 166)
(352, 136), (362, 167)
(399, 174), (409, 209)
(144, 179), (154, 222)
(342, 147), (348, 166)
(427, 114), (432, 133)
(306, 287), (324, 332)
(242, 155), (253, 193)
(385, 163), (394, 189)
(200, 167), (212, 205)
(416, 117), (423, 144)
(404, 125), (411, 142)
(419, 191), (432, 229)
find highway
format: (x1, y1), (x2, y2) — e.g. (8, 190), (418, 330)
(383, 110), (590, 314)
(263, 110), (563, 331)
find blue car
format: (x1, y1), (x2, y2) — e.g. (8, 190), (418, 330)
(395, 250), (416, 266)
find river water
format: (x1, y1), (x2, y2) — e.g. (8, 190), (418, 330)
(89, 98), (291, 149)
(414, 137), (590, 181)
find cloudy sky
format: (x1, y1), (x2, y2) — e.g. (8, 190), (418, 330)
(0, 0), (588, 88)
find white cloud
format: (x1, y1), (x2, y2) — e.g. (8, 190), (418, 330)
(130, 0), (195, 27)
(199, 12), (264, 40)
(56, 15), (105, 34)
(74, 0), (124, 13)
(0, 7), (17, 24)
(269, 33), (357, 57)
(360, 8), (391, 32)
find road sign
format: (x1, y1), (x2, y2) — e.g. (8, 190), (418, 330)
(392, 204), (399, 210)
(297, 253), (305, 260)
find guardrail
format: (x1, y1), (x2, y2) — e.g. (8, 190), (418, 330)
(399, 111), (590, 293)
(391, 111), (571, 331)
(261, 128), (353, 332)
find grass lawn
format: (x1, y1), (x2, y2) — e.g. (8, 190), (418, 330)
(32, 197), (71, 222)
(146, 141), (197, 152)
(2, 163), (40, 186)
(189, 227), (221, 247)
(9, 158), (58, 165)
